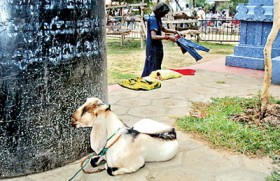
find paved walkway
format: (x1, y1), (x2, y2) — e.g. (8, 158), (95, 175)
(5, 58), (280, 181)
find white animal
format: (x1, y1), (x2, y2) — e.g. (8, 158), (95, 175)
(71, 97), (178, 176)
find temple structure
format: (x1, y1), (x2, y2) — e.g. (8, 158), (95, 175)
(226, 0), (280, 84)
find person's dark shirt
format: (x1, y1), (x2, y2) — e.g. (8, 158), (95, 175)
(146, 15), (163, 50)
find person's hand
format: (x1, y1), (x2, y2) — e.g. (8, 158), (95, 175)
(168, 36), (177, 42)
(174, 34), (181, 40)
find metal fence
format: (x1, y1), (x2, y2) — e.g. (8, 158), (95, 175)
(106, 19), (240, 43)
(197, 19), (240, 42)
(106, 21), (142, 39)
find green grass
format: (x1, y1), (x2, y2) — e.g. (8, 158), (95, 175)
(191, 42), (234, 55)
(108, 71), (137, 85)
(176, 95), (280, 156)
(107, 38), (143, 54)
(106, 38), (234, 55)
(266, 171), (280, 181)
(164, 41), (235, 55)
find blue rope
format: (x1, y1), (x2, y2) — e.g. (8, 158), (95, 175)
(68, 152), (96, 181)
(68, 128), (122, 180)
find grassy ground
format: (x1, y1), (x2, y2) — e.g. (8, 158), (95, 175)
(107, 38), (234, 85)
(266, 172), (280, 181)
(176, 95), (280, 157)
(176, 95), (280, 180)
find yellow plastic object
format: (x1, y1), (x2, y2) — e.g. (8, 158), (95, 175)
(149, 70), (183, 80)
(118, 78), (161, 91)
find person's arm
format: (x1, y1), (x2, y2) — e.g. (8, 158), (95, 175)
(151, 30), (177, 42)
(162, 26), (183, 37)
(162, 26), (179, 35)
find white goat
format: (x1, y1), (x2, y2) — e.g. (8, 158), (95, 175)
(71, 97), (178, 176)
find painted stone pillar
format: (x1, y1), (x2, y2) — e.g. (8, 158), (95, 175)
(226, 0), (280, 73)
(0, 0), (107, 178)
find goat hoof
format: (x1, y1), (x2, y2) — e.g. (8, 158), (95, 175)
(107, 167), (118, 176)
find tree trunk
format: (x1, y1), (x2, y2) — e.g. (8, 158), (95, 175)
(193, 0), (196, 8)
(261, 0), (280, 116)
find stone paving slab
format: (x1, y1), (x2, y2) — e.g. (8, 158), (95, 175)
(3, 67), (279, 181)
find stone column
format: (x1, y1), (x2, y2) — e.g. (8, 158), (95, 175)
(226, 0), (280, 75)
(0, 0), (107, 178)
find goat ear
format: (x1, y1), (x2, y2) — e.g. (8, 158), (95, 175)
(73, 101), (97, 120)
(90, 114), (107, 154)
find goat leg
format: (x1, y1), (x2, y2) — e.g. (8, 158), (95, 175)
(90, 155), (106, 167)
(81, 155), (106, 174)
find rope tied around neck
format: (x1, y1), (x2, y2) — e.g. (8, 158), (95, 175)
(68, 127), (123, 181)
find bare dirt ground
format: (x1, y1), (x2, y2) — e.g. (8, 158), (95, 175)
(231, 104), (280, 128)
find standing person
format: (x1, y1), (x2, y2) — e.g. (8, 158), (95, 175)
(213, 11), (221, 27)
(141, 2), (179, 77)
(197, 6), (207, 33)
(185, 3), (193, 17)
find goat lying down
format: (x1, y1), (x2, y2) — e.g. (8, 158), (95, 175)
(71, 97), (178, 176)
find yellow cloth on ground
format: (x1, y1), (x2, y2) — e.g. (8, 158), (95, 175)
(119, 78), (161, 91)
(149, 70), (183, 80)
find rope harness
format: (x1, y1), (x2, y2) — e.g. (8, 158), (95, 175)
(69, 128), (123, 181)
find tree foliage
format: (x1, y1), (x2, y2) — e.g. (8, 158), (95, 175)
(230, 0), (248, 6)
(115, 0), (149, 4)
(111, 0), (248, 15)
(229, 0), (248, 15)
(190, 0), (206, 8)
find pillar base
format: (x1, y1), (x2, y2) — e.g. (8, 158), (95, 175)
(226, 55), (264, 70)
(272, 56), (280, 85)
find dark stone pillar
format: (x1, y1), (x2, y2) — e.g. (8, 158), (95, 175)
(0, 0), (107, 178)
